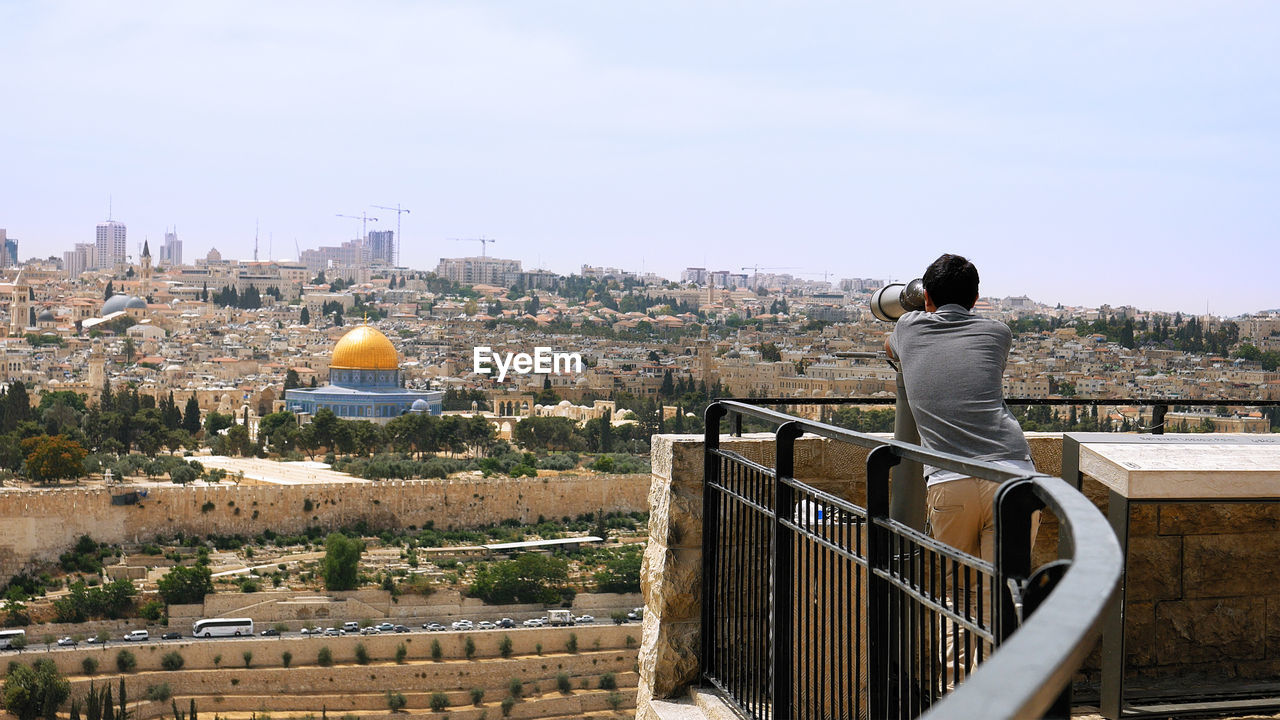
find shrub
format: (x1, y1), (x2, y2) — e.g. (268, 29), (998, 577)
(81, 657), (99, 675)
(145, 682), (172, 702)
(282, 650), (293, 668)
(611, 611), (628, 625)
(317, 646), (333, 667)
(625, 635), (636, 648)
(470, 687), (485, 705)
(565, 633), (578, 653)
(429, 692), (449, 711)
(139, 599), (165, 621)
(607, 691), (623, 711)
(116, 649), (137, 672)
(394, 643), (407, 664)
(161, 651), (185, 671)
(243, 650), (254, 668)
(501, 697), (516, 716)
(431, 639), (442, 661)
(599, 672), (617, 690)
(535, 642), (542, 655)
(556, 672), (572, 694)
(354, 643), (370, 665)
(212, 653), (222, 667)
(508, 677), (523, 698)
(498, 635), (513, 658)
(386, 690), (408, 712)
(464, 636), (476, 660)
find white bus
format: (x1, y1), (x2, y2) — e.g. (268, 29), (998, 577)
(192, 618), (254, 638)
(0, 629), (26, 649)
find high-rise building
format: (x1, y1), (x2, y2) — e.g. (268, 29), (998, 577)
(435, 256), (523, 286)
(0, 230), (15, 269)
(95, 220), (127, 269)
(367, 230), (395, 266)
(160, 229), (183, 266)
(64, 243), (95, 277)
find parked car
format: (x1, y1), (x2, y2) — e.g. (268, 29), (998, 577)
(342, 622), (360, 633)
(574, 615), (595, 624)
(375, 622), (395, 632)
(627, 607), (644, 622)
(259, 628), (279, 637)
(124, 630), (149, 642)
(451, 620), (473, 631)
(161, 632), (183, 640)
(423, 622), (445, 632)
(522, 618), (544, 628)
(393, 625), (411, 633)
(477, 621), (496, 630)
(85, 636), (103, 645)
(324, 628), (343, 636)
(56, 637), (77, 647)
(495, 618), (515, 628)
(360, 627), (380, 635)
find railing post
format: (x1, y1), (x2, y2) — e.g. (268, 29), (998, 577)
(1151, 403), (1166, 435)
(866, 444), (901, 720)
(701, 402), (727, 685)
(773, 420), (803, 720)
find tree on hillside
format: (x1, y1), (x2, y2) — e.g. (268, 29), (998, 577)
(2, 658), (69, 720)
(322, 533), (364, 591)
(157, 565), (214, 606)
(468, 553), (570, 605)
(182, 396), (202, 435)
(22, 435), (87, 484)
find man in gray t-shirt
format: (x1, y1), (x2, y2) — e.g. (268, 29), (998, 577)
(885, 253), (1032, 560)
(885, 253), (1033, 686)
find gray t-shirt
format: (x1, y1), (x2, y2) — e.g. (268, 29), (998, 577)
(888, 304), (1031, 481)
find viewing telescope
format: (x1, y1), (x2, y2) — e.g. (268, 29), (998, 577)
(869, 279), (925, 322)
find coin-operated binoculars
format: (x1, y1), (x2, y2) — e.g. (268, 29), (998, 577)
(870, 279), (927, 531)
(869, 279), (926, 322)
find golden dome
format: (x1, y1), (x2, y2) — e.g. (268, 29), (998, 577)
(330, 325), (399, 370)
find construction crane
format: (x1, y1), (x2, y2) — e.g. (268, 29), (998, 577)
(372, 203), (411, 266)
(454, 237), (496, 259)
(741, 265), (799, 289)
(336, 212), (378, 242)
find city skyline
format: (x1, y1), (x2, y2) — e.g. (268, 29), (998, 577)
(2, 1), (1277, 316)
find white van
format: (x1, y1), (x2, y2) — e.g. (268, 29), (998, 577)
(342, 621), (360, 633)
(124, 630), (150, 642)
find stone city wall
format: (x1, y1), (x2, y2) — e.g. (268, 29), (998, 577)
(0, 473), (649, 582)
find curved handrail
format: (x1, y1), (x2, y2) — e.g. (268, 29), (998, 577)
(707, 400), (1124, 719)
(920, 474), (1122, 719)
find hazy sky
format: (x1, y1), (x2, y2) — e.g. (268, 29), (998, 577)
(2, 1), (1277, 315)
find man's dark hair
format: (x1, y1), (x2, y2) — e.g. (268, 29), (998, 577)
(923, 254), (979, 309)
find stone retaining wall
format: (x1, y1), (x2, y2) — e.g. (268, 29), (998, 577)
(0, 472), (649, 582)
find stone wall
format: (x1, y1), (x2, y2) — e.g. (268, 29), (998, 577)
(0, 473), (649, 583)
(1073, 484), (1280, 693)
(8, 625), (641, 719)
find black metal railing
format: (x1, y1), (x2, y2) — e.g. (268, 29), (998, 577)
(720, 397), (1280, 437)
(700, 400), (1124, 720)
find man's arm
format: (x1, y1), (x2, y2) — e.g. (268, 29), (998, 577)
(883, 335), (896, 361)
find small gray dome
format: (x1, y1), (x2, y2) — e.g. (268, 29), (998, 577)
(36, 310), (55, 322)
(410, 399), (430, 413)
(102, 294), (131, 314)
(125, 297), (147, 310)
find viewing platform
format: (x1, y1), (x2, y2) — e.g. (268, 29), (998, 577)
(635, 404), (1280, 720)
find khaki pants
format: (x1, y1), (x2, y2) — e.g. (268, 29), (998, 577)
(927, 478), (1039, 688)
